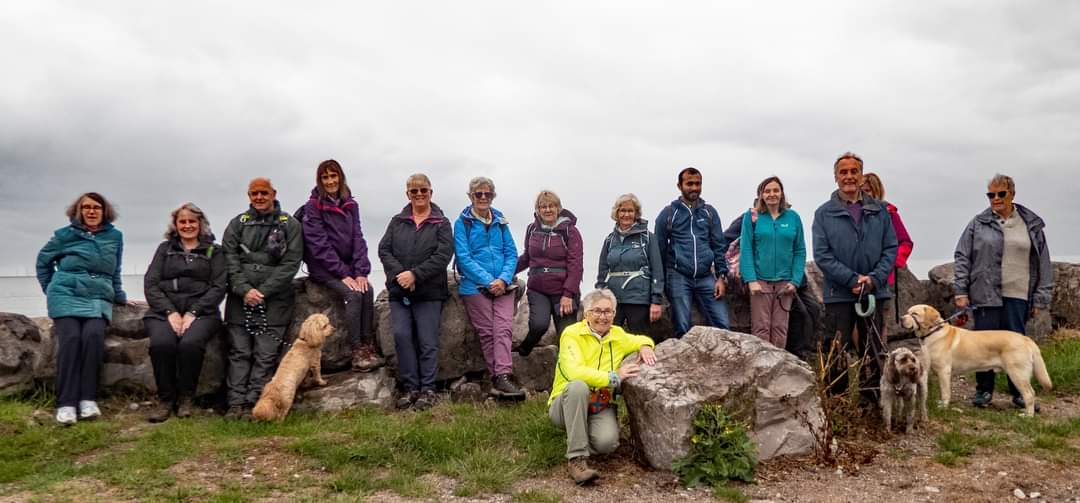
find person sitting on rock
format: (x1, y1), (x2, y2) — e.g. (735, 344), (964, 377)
(301, 159), (384, 373)
(222, 177), (304, 420)
(143, 202), (227, 422)
(548, 288), (657, 485)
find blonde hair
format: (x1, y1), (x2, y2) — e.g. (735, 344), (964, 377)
(610, 193), (642, 221)
(406, 173), (431, 188)
(862, 172), (885, 200)
(534, 190), (562, 213)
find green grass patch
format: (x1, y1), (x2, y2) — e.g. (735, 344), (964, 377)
(512, 488), (562, 503)
(712, 484), (749, 502)
(1042, 335), (1080, 393)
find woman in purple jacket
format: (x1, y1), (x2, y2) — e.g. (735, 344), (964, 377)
(301, 159), (383, 372)
(515, 190), (584, 356)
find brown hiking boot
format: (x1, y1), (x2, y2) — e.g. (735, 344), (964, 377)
(351, 344), (385, 372)
(175, 397), (194, 418)
(567, 456), (599, 485)
(146, 400), (172, 423)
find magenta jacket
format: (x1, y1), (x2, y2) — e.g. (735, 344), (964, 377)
(515, 209), (584, 298)
(301, 188), (371, 283)
(886, 202), (914, 285)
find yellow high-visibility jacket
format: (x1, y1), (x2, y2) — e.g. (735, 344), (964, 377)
(548, 320), (655, 406)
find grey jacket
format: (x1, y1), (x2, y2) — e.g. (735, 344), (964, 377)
(953, 204), (1053, 309)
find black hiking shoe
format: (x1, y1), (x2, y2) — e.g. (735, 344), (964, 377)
(490, 374), (525, 399)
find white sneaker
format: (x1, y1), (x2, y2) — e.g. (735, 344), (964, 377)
(55, 406), (77, 425)
(78, 400), (101, 420)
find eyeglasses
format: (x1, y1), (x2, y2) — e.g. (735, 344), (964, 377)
(986, 191), (1009, 200)
(249, 190), (271, 197)
(472, 191), (494, 200)
(80, 204), (103, 212)
(408, 187), (431, 195)
(588, 309), (615, 318)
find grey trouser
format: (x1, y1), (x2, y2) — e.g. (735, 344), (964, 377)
(548, 380), (619, 459)
(226, 323), (284, 407)
(390, 299), (443, 392)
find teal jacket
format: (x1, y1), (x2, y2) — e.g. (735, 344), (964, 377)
(36, 221), (127, 321)
(739, 208), (806, 287)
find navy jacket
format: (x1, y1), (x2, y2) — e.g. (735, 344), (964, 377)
(378, 203), (454, 302)
(812, 191), (898, 303)
(655, 198), (727, 279)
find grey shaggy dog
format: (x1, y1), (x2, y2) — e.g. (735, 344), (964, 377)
(880, 346), (929, 433)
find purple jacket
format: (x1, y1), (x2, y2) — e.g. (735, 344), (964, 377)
(301, 188), (371, 283)
(515, 209), (584, 298)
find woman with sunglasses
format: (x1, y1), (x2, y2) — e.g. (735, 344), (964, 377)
(378, 174), (453, 410)
(954, 174), (1053, 410)
(36, 192), (130, 425)
(301, 159), (383, 373)
(454, 177), (525, 399)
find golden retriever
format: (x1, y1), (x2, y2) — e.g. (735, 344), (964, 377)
(252, 313), (333, 421)
(900, 304), (1051, 417)
(880, 346), (929, 433)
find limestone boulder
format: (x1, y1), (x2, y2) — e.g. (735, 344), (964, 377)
(0, 313), (52, 396)
(1051, 262), (1080, 329)
(293, 368), (395, 411)
(289, 279), (354, 373)
(622, 327), (824, 469)
(99, 327), (227, 398)
(108, 303), (151, 339)
(31, 317), (57, 378)
(511, 345), (557, 392)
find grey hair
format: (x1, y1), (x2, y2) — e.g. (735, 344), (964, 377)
(833, 151), (864, 172)
(610, 193), (642, 221)
(988, 173), (1016, 193)
(467, 176), (495, 195)
(406, 173), (431, 188)
(582, 288), (618, 312)
(165, 202), (213, 241)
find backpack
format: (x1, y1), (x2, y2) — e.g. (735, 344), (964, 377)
(602, 229), (652, 280)
(525, 221), (571, 252)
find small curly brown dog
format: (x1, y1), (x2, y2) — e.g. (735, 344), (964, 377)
(252, 313), (333, 421)
(880, 346), (929, 433)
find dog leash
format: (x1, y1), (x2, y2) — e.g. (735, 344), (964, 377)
(920, 307), (973, 338)
(243, 303), (292, 349)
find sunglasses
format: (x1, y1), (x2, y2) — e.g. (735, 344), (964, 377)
(248, 190), (271, 197)
(472, 191), (494, 200)
(408, 187), (431, 195)
(986, 191), (1009, 200)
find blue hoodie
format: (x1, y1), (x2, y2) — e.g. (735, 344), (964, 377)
(454, 206), (518, 296)
(655, 198), (727, 279)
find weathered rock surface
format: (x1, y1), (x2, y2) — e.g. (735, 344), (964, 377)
(1050, 262), (1080, 329)
(927, 263), (1052, 339)
(0, 313), (52, 396)
(293, 368), (395, 411)
(511, 345), (557, 392)
(623, 327), (824, 469)
(288, 279), (355, 372)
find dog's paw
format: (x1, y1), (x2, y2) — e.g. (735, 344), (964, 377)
(316, 379), (328, 386)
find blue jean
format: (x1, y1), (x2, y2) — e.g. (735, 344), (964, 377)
(974, 297), (1029, 397)
(390, 300), (443, 392)
(666, 271), (730, 338)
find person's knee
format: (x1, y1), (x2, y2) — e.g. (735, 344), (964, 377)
(565, 380), (589, 399)
(591, 427), (619, 454)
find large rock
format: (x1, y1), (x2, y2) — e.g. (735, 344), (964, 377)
(511, 345), (557, 392)
(294, 368), (395, 411)
(623, 327), (824, 469)
(288, 279), (354, 372)
(1050, 262), (1080, 329)
(927, 262), (1052, 340)
(0, 313), (53, 396)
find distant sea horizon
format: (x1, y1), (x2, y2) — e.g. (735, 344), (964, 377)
(6, 256), (1077, 319)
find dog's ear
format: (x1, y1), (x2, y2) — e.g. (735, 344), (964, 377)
(883, 352), (899, 383)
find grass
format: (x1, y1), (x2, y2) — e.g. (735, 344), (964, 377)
(512, 488), (562, 503)
(0, 396), (564, 501)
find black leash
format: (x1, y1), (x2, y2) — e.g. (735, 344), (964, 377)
(243, 303), (292, 349)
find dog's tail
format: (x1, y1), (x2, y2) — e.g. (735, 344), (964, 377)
(251, 384), (281, 421)
(1030, 341), (1053, 391)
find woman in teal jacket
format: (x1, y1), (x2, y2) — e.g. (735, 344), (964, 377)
(740, 176), (806, 350)
(36, 192), (129, 425)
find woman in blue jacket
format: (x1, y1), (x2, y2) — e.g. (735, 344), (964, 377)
(454, 176), (524, 399)
(36, 192), (129, 425)
(740, 176), (806, 349)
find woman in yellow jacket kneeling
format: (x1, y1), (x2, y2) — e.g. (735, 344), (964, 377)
(548, 288), (657, 485)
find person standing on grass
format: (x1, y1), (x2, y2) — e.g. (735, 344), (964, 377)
(655, 167), (731, 338)
(740, 176), (806, 350)
(222, 177), (303, 420)
(37, 192), (131, 425)
(812, 152), (897, 398)
(954, 173), (1053, 411)
(548, 288), (656, 485)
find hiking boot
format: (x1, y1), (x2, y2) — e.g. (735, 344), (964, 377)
(567, 456), (599, 485)
(240, 406), (255, 422)
(55, 406), (77, 426)
(397, 390), (419, 410)
(972, 391), (993, 408)
(78, 400), (102, 421)
(224, 405), (245, 420)
(1011, 395), (1041, 413)
(490, 374), (525, 399)
(175, 397), (194, 418)
(414, 390), (437, 411)
(351, 344), (385, 373)
(146, 400), (172, 423)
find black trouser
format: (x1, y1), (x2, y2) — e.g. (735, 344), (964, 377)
(521, 290), (578, 355)
(390, 300), (443, 392)
(323, 279), (376, 348)
(146, 316), (221, 402)
(614, 303), (651, 337)
(824, 301), (885, 397)
(226, 323), (284, 407)
(54, 316), (107, 408)
(974, 297), (1029, 398)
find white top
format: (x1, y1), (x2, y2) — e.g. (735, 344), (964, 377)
(999, 211), (1031, 301)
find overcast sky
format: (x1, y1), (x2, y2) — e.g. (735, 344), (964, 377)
(3, 2), (1078, 290)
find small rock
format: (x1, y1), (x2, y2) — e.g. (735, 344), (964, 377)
(246, 456), (256, 461)
(1014, 488), (1027, 499)
(128, 403), (140, 410)
(1029, 493), (1040, 499)
(999, 472), (1008, 477)
(925, 486), (941, 493)
(29, 409), (52, 425)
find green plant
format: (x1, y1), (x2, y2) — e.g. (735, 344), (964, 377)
(672, 404), (756, 489)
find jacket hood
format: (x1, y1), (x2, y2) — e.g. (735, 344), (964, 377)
(166, 234), (217, 251)
(669, 197), (709, 209)
(308, 187), (357, 208)
(613, 218), (649, 236)
(395, 202), (447, 220)
(533, 208), (577, 229)
(826, 190), (884, 213)
(460, 205), (508, 225)
(68, 219), (115, 234)
(245, 200), (284, 218)
(974, 203), (1045, 231)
